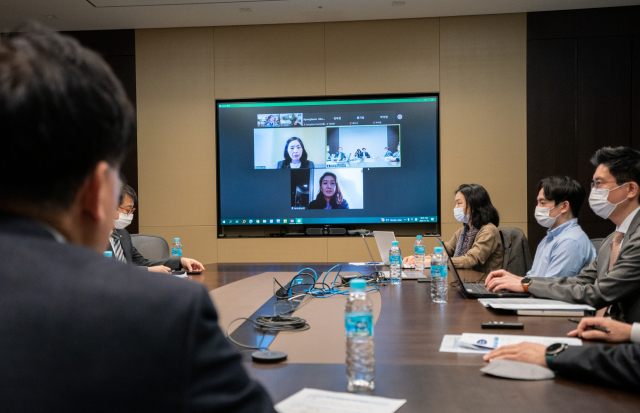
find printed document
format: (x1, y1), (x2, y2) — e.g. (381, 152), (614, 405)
(275, 388), (406, 413)
(440, 333), (581, 354)
(478, 298), (595, 311)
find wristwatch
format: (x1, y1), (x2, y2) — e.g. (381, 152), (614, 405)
(545, 342), (569, 369)
(520, 277), (533, 293)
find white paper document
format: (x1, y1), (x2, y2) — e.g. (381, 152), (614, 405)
(275, 388), (407, 413)
(440, 333), (582, 354)
(478, 298), (595, 311)
(349, 262), (383, 266)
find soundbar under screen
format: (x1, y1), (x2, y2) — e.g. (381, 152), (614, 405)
(217, 95), (439, 227)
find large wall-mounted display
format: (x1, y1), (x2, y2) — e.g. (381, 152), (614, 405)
(216, 94), (439, 233)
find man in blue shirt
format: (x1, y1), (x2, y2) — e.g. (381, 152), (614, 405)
(494, 175), (596, 279)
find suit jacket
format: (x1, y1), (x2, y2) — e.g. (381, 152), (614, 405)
(552, 343), (640, 392)
(529, 210), (640, 323)
(0, 215), (275, 412)
(499, 227), (533, 277)
(276, 160), (314, 169)
(109, 228), (181, 270)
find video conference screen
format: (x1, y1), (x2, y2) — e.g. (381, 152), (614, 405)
(217, 94), (439, 227)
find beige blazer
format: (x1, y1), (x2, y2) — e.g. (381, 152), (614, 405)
(443, 223), (503, 274)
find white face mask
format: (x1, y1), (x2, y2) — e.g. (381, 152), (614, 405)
(454, 207), (469, 224)
(589, 183), (629, 220)
(114, 212), (134, 229)
(535, 204), (562, 229)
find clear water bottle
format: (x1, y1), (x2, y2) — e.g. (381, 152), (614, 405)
(345, 279), (374, 392)
(104, 251), (113, 258)
(430, 247), (448, 303)
(171, 237), (182, 258)
(389, 241), (401, 285)
(414, 235), (425, 271)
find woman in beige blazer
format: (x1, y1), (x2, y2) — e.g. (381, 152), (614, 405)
(404, 183), (503, 274)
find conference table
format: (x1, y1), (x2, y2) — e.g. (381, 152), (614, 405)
(191, 263), (640, 411)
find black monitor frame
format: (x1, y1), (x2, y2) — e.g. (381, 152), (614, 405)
(215, 92), (440, 238)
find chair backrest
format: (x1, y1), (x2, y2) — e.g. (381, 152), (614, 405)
(130, 234), (170, 261)
(590, 238), (605, 254)
(498, 227), (533, 277)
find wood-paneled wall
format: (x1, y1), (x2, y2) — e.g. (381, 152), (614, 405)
(527, 6), (640, 249)
(136, 15), (527, 263)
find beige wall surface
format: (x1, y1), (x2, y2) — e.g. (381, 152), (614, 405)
(135, 14), (527, 264)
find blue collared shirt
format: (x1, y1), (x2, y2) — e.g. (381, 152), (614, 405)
(527, 218), (596, 278)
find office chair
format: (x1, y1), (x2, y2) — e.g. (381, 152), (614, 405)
(590, 238), (605, 254)
(130, 234), (171, 261)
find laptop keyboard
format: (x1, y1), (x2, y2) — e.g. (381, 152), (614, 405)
(465, 283), (513, 294)
(466, 283), (488, 293)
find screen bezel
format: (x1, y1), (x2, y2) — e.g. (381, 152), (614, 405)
(215, 92), (440, 237)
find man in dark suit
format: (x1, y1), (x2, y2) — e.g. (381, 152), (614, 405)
(0, 26), (275, 412)
(486, 147), (640, 324)
(110, 184), (205, 273)
(483, 317), (640, 392)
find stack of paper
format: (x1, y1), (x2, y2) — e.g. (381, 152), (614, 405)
(440, 333), (582, 354)
(275, 388), (406, 413)
(478, 298), (595, 316)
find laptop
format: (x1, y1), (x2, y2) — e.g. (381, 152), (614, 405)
(368, 233), (428, 280)
(444, 246), (529, 298)
(373, 231), (422, 268)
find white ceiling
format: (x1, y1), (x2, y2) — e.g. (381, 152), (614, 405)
(1, 0), (639, 32)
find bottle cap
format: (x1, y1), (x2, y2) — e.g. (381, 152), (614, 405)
(416, 235), (422, 239)
(391, 241), (399, 246)
(434, 247), (443, 253)
(350, 279), (367, 290)
(174, 238), (180, 242)
(104, 251), (113, 258)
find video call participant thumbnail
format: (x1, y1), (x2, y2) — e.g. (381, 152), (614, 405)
(308, 172), (349, 209)
(257, 113), (280, 127)
(277, 137), (315, 169)
(254, 127), (325, 169)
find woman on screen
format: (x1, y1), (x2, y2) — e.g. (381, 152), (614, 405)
(403, 184), (502, 274)
(307, 172), (349, 210)
(277, 137), (315, 169)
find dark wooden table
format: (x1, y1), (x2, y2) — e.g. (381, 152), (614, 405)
(194, 263), (640, 411)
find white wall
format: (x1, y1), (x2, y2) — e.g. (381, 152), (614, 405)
(337, 125), (388, 158)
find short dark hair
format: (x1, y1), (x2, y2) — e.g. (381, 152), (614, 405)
(0, 24), (135, 210)
(119, 184), (138, 206)
(590, 147), (640, 189)
(456, 184), (500, 228)
(537, 176), (585, 217)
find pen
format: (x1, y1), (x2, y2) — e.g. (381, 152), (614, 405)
(567, 318), (610, 334)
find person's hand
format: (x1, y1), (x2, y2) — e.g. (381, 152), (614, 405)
(402, 256), (415, 266)
(567, 317), (632, 342)
(485, 269), (524, 292)
(148, 265), (171, 273)
(483, 342), (547, 367)
(181, 257), (205, 271)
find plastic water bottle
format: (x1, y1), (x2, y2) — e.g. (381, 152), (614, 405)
(345, 279), (374, 391)
(430, 247), (448, 303)
(389, 241), (401, 285)
(171, 238), (182, 258)
(104, 251), (113, 258)
(414, 235), (425, 271)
